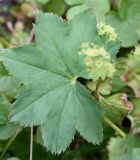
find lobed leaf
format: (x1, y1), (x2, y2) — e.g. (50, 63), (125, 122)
(0, 10), (120, 153)
(65, 0), (110, 21)
(106, 0), (140, 47)
(108, 136), (140, 160)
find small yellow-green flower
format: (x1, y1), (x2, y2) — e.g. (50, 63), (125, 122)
(97, 22), (117, 41)
(79, 42), (116, 80)
(84, 57), (93, 70)
(79, 43), (109, 59)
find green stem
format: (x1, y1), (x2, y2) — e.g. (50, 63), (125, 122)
(0, 129), (20, 160)
(103, 116), (126, 138)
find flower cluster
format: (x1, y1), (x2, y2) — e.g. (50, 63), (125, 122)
(97, 22), (117, 41)
(79, 43), (116, 80)
(79, 43), (110, 59)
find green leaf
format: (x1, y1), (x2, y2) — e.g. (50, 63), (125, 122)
(0, 123), (18, 140)
(132, 148), (140, 159)
(46, 0), (66, 16)
(106, 0), (140, 47)
(112, 59), (126, 93)
(108, 136), (140, 160)
(36, 127), (44, 146)
(132, 98), (140, 117)
(66, 0), (110, 21)
(64, 0), (84, 5)
(122, 54), (140, 98)
(35, 0), (50, 4)
(87, 79), (112, 95)
(0, 62), (21, 97)
(0, 10), (107, 154)
(101, 93), (133, 124)
(0, 95), (18, 140)
(7, 158), (20, 160)
(0, 95), (9, 125)
(97, 79), (112, 95)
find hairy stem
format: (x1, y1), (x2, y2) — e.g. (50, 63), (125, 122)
(0, 129), (20, 160)
(104, 116), (126, 138)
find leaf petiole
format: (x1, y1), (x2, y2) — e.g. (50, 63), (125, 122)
(103, 116), (126, 138)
